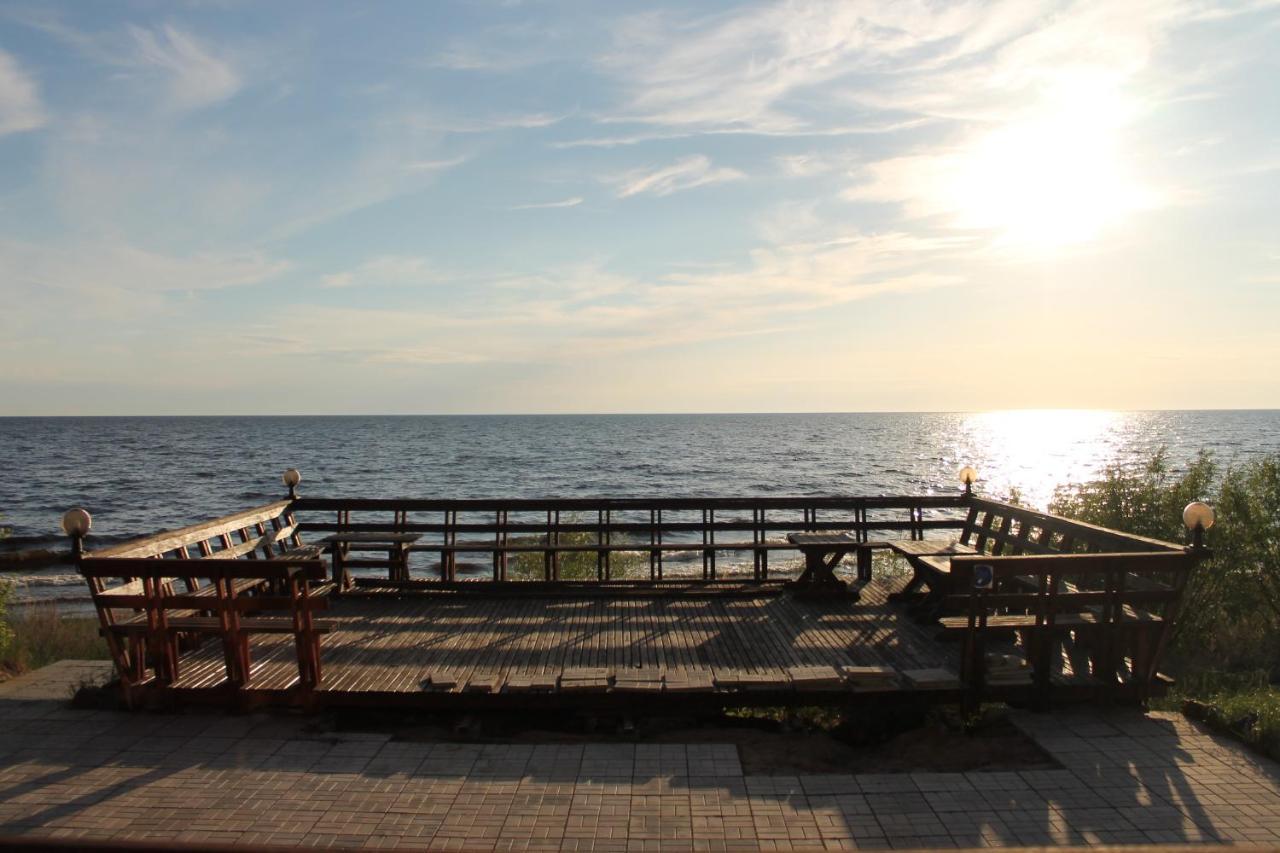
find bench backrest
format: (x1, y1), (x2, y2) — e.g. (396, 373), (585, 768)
(957, 498), (1184, 557)
(79, 500), (310, 623)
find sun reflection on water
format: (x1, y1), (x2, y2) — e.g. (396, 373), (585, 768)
(953, 409), (1130, 510)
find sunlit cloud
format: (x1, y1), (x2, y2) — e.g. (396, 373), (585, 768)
(595, 1), (1066, 133)
(610, 155), (744, 198)
(847, 72), (1161, 248)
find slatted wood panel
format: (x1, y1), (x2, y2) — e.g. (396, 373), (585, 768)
(167, 578), (958, 696)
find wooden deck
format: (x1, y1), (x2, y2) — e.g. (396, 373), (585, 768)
(77, 493), (1195, 711)
(161, 577), (973, 710)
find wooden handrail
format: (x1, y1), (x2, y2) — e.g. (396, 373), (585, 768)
(88, 500), (295, 559)
(967, 497), (1185, 553)
(290, 495), (973, 512)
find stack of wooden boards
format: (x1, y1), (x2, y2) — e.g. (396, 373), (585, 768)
(414, 664), (961, 694)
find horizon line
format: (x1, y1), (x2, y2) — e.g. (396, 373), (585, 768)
(1, 407), (1278, 419)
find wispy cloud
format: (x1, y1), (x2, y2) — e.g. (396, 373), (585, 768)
(553, 119), (932, 149)
(6, 11), (243, 113)
(776, 154), (841, 178)
(0, 239), (287, 294)
(611, 155), (743, 198)
(404, 156), (468, 172)
(319, 255), (445, 289)
(592, 1), (1248, 138)
(127, 24), (240, 111)
(508, 196), (583, 210)
(404, 112), (565, 134)
(267, 226), (967, 368)
(595, 3), (1018, 133)
(0, 48), (45, 135)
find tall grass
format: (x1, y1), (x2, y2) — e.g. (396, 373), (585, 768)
(0, 595), (109, 675)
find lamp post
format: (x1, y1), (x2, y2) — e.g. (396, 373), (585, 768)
(283, 468), (302, 500)
(958, 466), (978, 497)
(1182, 501), (1215, 550)
(61, 507), (92, 560)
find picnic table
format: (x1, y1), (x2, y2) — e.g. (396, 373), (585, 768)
(884, 539), (978, 618)
(786, 532), (861, 597)
(321, 531), (422, 587)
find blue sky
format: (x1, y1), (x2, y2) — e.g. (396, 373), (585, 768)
(0, 1), (1277, 414)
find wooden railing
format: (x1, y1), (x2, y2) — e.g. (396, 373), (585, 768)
(290, 495), (973, 582)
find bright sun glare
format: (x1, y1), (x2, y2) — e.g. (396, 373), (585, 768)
(959, 409), (1125, 509)
(948, 76), (1154, 249)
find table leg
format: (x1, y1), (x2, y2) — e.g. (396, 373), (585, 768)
(793, 548), (853, 597)
(856, 546), (873, 582)
(333, 544), (352, 590)
(397, 544), (411, 582)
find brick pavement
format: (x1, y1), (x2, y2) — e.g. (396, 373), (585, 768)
(1, 661), (1278, 849)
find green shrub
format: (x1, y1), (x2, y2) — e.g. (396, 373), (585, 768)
(507, 526), (648, 580)
(1050, 448), (1280, 676)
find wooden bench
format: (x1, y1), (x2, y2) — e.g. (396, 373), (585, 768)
(82, 557), (331, 692)
(883, 497), (1188, 620)
(938, 550), (1195, 706)
(77, 502), (334, 698)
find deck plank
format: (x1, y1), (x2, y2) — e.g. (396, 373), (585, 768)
(167, 577), (959, 705)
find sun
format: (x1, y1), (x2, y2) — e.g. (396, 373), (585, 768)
(946, 77), (1155, 250)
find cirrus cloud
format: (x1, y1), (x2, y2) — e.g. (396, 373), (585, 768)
(0, 48), (45, 135)
(610, 155), (744, 198)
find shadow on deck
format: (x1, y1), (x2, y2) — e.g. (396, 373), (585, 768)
(155, 577), (1064, 712)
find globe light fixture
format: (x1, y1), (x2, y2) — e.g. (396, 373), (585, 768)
(61, 507), (92, 557)
(1183, 501), (1215, 549)
(61, 507), (92, 537)
(283, 468), (302, 499)
(1182, 501), (1215, 531)
(958, 466), (978, 496)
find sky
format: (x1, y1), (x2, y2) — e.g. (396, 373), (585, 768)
(0, 0), (1277, 415)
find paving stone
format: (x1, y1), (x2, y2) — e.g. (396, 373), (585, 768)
(9, 665), (1280, 849)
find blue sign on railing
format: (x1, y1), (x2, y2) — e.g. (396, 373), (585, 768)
(973, 563), (994, 589)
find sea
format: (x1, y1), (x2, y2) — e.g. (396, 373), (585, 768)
(2, 411), (1277, 607)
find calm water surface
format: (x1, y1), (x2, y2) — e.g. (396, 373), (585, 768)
(1, 411), (1277, 604)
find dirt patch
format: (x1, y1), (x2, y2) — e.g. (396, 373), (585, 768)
(330, 706), (1058, 775)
